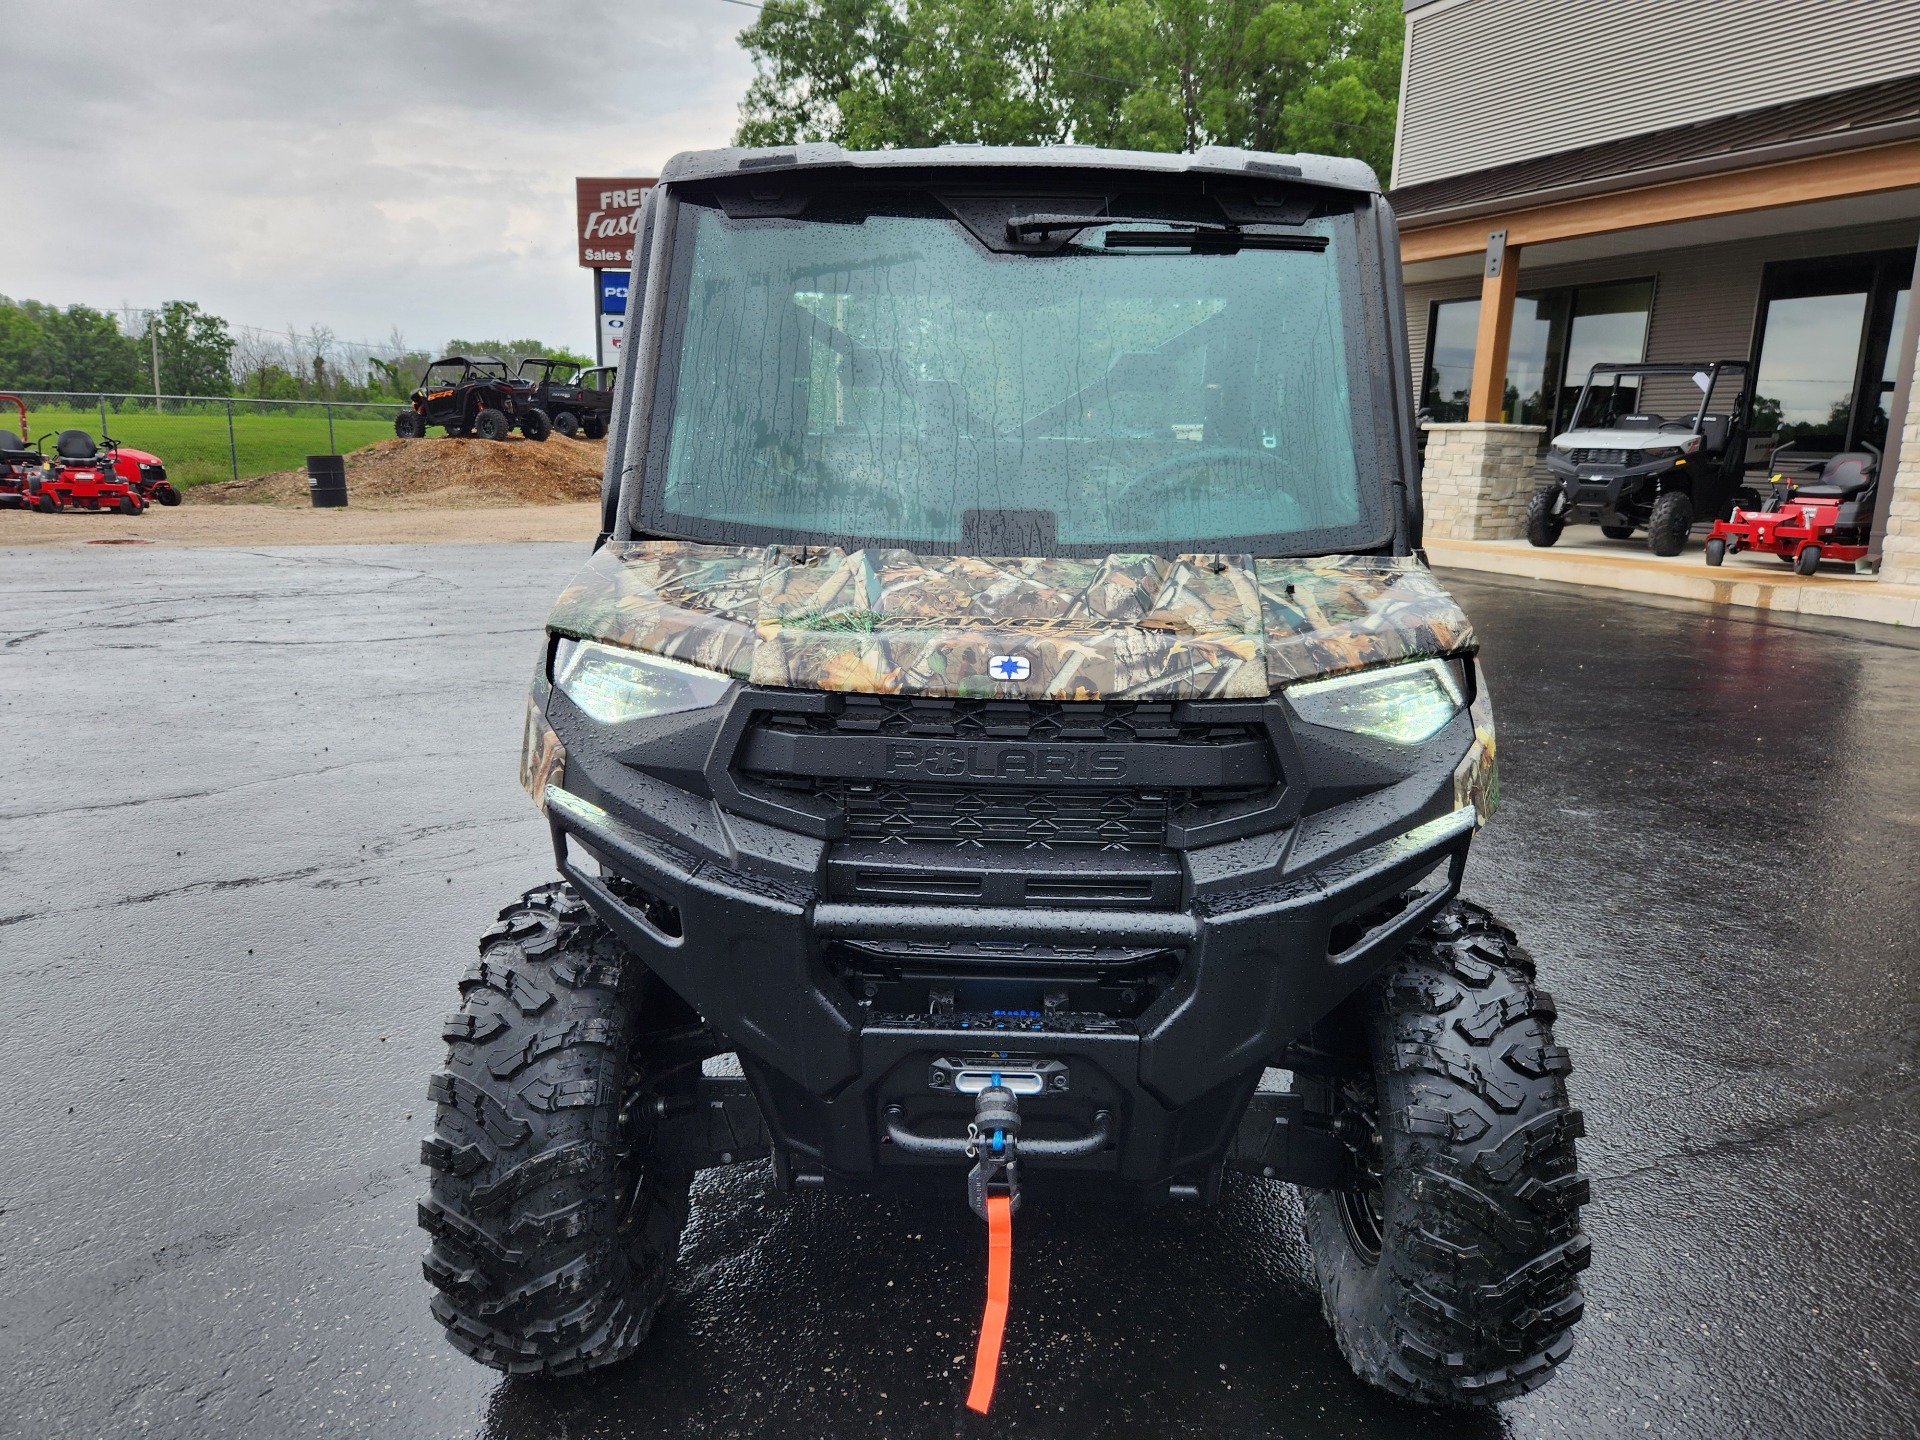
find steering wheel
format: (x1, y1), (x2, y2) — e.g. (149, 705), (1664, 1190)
(1115, 445), (1297, 513)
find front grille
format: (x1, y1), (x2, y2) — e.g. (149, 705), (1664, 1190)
(827, 780), (1175, 850)
(768, 695), (1258, 746)
(742, 695), (1275, 851)
(1568, 448), (1633, 466)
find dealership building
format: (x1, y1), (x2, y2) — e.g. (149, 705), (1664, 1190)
(1390, 0), (1920, 594)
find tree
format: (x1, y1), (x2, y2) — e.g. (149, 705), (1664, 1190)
(145, 300), (235, 397)
(0, 297), (144, 393)
(444, 338), (593, 368)
(734, 0), (1403, 180)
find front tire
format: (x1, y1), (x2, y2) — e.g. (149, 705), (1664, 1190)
(520, 407), (552, 442)
(1704, 537), (1727, 567)
(582, 415), (607, 441)
(420, 883), (691, 1375)
(1646, 491), (1693, 556)
(1524, 488), (1563, 548)
(394, 411), (425, 439)
(1795, 544), (1822, 576)
(1301, 901), (1589, 1406)
(551, 410), (581, 439)
(474, 409), (512, 442)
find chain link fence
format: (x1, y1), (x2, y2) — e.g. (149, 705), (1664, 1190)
(2, 391), (408, 489)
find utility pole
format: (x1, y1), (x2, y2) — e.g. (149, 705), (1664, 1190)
(150, 312), (163, 414)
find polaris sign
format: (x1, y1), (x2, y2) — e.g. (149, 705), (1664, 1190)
(600, 274), (628, 316)
(574, 177), (656, 269)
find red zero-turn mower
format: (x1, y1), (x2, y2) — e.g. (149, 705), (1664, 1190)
(29, 429), (146, 514)
(0, 395), (45, 509)
(1705, 446), (1879, 575)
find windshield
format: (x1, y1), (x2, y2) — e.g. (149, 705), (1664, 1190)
(638, 196), (1383, 556)
(1569, 367), (1748, 432)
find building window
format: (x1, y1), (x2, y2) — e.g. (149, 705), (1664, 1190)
(1422, 279), (1654, 430)
(1423, 297), (1480, 422)
(1751, 249), (1914, 456)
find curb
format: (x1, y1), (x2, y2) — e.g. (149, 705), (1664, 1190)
(1425, 538), (1920, 627)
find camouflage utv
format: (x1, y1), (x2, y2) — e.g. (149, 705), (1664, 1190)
(420, 143), (1589, 1409)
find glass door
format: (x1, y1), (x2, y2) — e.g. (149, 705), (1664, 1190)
(1751, 249), (1915, 457)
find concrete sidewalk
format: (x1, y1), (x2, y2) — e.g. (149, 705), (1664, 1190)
(1427, 531), (1920, 626)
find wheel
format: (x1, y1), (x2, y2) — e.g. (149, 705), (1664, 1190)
(1794, 545), (1822, 577)
(551, 410), (581, 439)
(582, 416), (608, 441)
(473, 409), (511, 442)
(394, 411), (425, 439)
(1704, 537), (1726, 567)
(1599, 523), (1634, 540)
(1301, 900), (1589, 1406)
(1524, 488), (1563, 548)
(155, 483), (181, 506)
(520, 407), (552, 443)
(1645, 491), (1694, 556)
(117, 493), (142, 515)
(420, 883), (692, 1375)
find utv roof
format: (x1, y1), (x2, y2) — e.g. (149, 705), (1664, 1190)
(656, 142), (1380, 195)
(431, 355), (507, 368)
(1581, 361), (1751, 373)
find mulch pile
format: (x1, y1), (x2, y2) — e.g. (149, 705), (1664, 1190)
(189, 435), (607, 509)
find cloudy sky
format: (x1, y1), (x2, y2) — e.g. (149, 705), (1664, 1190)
(7, 0), (757, 354)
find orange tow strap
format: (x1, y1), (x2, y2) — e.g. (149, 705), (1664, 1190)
(965, 1193), (1014, 1413)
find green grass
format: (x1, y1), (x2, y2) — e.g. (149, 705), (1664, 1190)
(18, 405), (400, 488)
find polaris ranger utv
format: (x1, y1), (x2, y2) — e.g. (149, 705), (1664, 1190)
(1529, 361), (1753, 555)
(419, 143), (1589, 1410)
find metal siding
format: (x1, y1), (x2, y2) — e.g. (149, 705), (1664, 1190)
(1397, 0), (1920, 188)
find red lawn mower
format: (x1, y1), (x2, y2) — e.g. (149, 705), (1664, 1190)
(27, 429), (147, 514)
(1704, 445), (1879, 576)
(0, 395), (45, 509)
(106, 443), (180, 506)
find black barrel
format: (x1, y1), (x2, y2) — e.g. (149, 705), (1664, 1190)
(307, 455), (348, 508)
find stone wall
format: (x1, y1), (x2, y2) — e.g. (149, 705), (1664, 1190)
(1419, 423), (1547, 541)
(1881, 319), (1920, 588)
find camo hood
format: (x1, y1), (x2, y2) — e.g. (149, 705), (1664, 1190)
(546, 542), (1473, 700)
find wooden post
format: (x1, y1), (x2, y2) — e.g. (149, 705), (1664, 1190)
(1467, 230), (1521, 423)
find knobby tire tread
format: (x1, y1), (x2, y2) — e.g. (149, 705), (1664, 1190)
(1304, 899), (1590, 1406)
(419, 882), (689, 1375)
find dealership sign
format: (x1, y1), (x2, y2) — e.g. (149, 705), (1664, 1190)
(575, 177), (656, 269)
(600, 273), (628, 315)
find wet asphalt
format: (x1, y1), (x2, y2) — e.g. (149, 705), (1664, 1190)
(0, 542), (1915, 1440)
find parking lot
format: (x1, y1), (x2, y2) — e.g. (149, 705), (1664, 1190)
(1, 542), (1915, 1439)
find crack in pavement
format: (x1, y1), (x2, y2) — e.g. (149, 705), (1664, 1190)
(1590, 1069), (1920, 1185)
(0, 753), (468, 823)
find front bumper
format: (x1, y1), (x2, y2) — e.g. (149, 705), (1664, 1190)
(539, 769), (1473, 1198)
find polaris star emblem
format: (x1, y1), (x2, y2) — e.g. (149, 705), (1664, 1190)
(989, 654), (1031, 682)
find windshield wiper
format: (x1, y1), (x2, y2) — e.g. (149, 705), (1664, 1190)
(1005, 213), (1329, 252)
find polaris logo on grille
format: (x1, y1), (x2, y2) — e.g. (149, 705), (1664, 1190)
(883, 742), (1128, 781)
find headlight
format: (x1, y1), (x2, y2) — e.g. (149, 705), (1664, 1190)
(1285, 659), (1464, 745)
(554, 638), (734, 725)
(1643, 446), (1681, 461)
